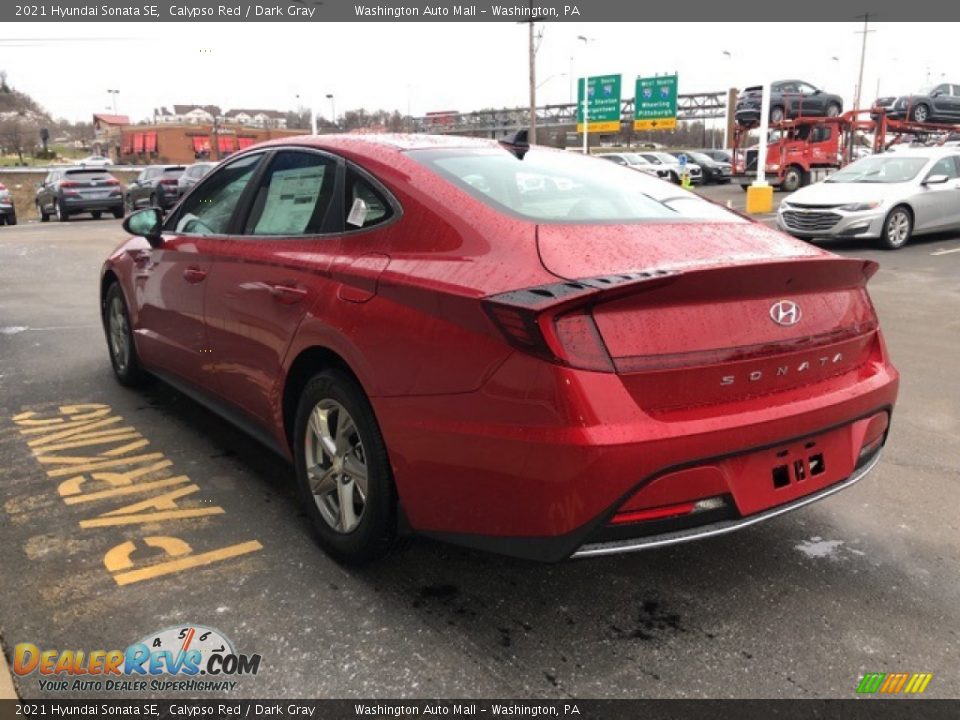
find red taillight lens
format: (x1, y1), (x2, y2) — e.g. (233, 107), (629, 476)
(484, 302), (614, 373)
(160, 179), (178, 186)
(548, 310), (614, 372)
(105, 179), (120, 186)
(60, 181), (78, 188)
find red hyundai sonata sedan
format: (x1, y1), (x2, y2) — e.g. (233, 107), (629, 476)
(100, 134), (899, 564)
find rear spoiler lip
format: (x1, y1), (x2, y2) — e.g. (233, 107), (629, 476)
(488, 256), (879, 313)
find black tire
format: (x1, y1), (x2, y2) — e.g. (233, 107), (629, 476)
(293, 369), (398, 565)
(91, 211), (102, 220)
(54, 200), (69, 222)
(668, 171), (681, 185)
(780, 165), (805, 193)
(825, 103), (841, 117)
(741, 184), (751, 192)
(910, 104), (930, 123)
(880, 205), (913, 250)
(124, 195), (134, 213)
(38, 202), (49, 222)
(770, 106), (785, 123)
(7, 213), (15, 226)
(150, 193), (159, 208)
(112, 207), (124, 219)
(103, 282), (146, 386)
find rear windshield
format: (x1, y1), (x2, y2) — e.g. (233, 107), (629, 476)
(408, 147), (742, 224)
(63, 170), (114, 182)
(163, 167), (186, 177)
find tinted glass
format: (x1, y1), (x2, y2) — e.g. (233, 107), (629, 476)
(63, 171), (112, 182)
(926, 156), (960, 180)
(245, 151), (338, 235)
(410, 147), (743, 224)
(162, 168), (185, 178)
(171, 153), (263, 235)
(345, 167), (393, 229)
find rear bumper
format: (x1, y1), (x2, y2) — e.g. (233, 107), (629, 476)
(574, 445), (881, 557)
(376, 347), (899, 561)
(62, 197), (123, 212)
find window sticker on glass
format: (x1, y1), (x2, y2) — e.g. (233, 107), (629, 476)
(347, 197), (368, 227)
(254, 166), (326, 235)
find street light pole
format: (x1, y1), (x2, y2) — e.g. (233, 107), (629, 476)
(107, 89), (119, 115)
(528, 18), (537, 144)
(853, 14), (874, 112)
(326, 94), (336, 129)
(576, 35), (594, 155)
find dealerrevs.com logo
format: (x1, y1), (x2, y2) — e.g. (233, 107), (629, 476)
(14, 625), (262, 693)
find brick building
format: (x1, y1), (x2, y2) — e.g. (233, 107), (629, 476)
(118, 123), (303, 165)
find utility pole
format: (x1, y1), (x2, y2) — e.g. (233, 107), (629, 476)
(853, 14), (874, 112)
(528, 18), (536, 144)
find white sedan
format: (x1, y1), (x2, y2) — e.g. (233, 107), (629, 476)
(75, 155), (112, 167)
(777, 147), (960, 249)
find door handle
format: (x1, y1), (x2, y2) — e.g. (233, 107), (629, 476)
(183, 266), (207, 283)
(268, 283), (307, 304)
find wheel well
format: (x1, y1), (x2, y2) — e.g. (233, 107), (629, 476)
(281, 346), (362, 450)
(888, 203), (914, 222)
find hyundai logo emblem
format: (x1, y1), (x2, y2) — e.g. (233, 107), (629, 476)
(770, 300), (801, 326)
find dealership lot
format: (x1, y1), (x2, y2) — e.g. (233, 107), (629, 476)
(0, 212), (958, 698)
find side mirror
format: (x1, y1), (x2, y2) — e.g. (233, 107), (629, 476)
(122, 207), (164, 247)
(931, 90), (941, 98)
(923, 174), (949, 185)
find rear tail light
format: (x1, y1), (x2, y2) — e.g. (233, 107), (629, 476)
(160, 179), (178, 186)
(60, 181), (78, 188)
(483, 297), (614, 372)
(105, 179), (120, 186)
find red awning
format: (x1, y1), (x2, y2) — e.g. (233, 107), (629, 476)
(237, 136), (255, 150)
(218, 135), (235, 153)
(144, 132), (157, 153)
(122, 134), (133, 154)
(133, 133), (145, 153)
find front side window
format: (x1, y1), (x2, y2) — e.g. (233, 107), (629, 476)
(170, 152), (263, 235)
(243, 151), (338, 236)
(925, 156), (960, 180)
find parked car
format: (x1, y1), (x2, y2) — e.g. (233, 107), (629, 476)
(177, 161), (216, 194)
(101, 134), (898, 564)
(670, 151), (732, 184)
(697, 148), (733, 164)
(125, 165), (187, 212)
(0, 183), (16, 225)
(778, 148), (960, 249)
(597, 152), (672, 180)
(637, 151), (703, 184)
(736, 80), (844, 126)
(36, 168), (124, 222)
(872, 83), (960, 123)
(75, 155), (112, 167)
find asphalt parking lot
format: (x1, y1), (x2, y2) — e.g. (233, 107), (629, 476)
(0, 205), (958, 699)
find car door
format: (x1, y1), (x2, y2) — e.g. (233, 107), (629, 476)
(949, 86), (960, 119)
(133, 152), (266, 389)
(913, 156), (960, 231)
(796, 82), (821, 116)
(201, 148), (345, 425)
(777, 82), (799, 116)
(37, 172), (54, 213)
(931, 84), (952, 119)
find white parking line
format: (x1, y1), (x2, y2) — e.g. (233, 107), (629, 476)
(930, 247), (960, 256)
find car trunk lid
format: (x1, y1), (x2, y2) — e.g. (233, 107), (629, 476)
(536, 222), (879, 410)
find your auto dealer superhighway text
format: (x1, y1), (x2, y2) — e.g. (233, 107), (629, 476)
(38, 4), (319, 18)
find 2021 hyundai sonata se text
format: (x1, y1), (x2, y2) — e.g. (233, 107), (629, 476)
(100, 134), (899, 564)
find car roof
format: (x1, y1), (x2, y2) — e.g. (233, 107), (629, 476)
(883, 146), (960, 157)
(251, 133), (503, 156)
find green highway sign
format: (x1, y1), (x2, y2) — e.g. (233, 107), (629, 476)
(577, 74), (622, 133)
(634, 74), (678, 131)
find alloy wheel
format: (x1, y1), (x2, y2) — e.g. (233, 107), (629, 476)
(304, 399), (369, 533)
(108, 294), (129, 372)
(886, 211), (910, 247)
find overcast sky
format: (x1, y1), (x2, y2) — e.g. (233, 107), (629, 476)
(3, 22), (955, 123)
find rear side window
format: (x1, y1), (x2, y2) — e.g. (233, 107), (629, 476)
(409, 147), (741, 224)
(345, 167), (393, 230)
(170, 153), (263, 235)
(244, 150), (338, 235)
